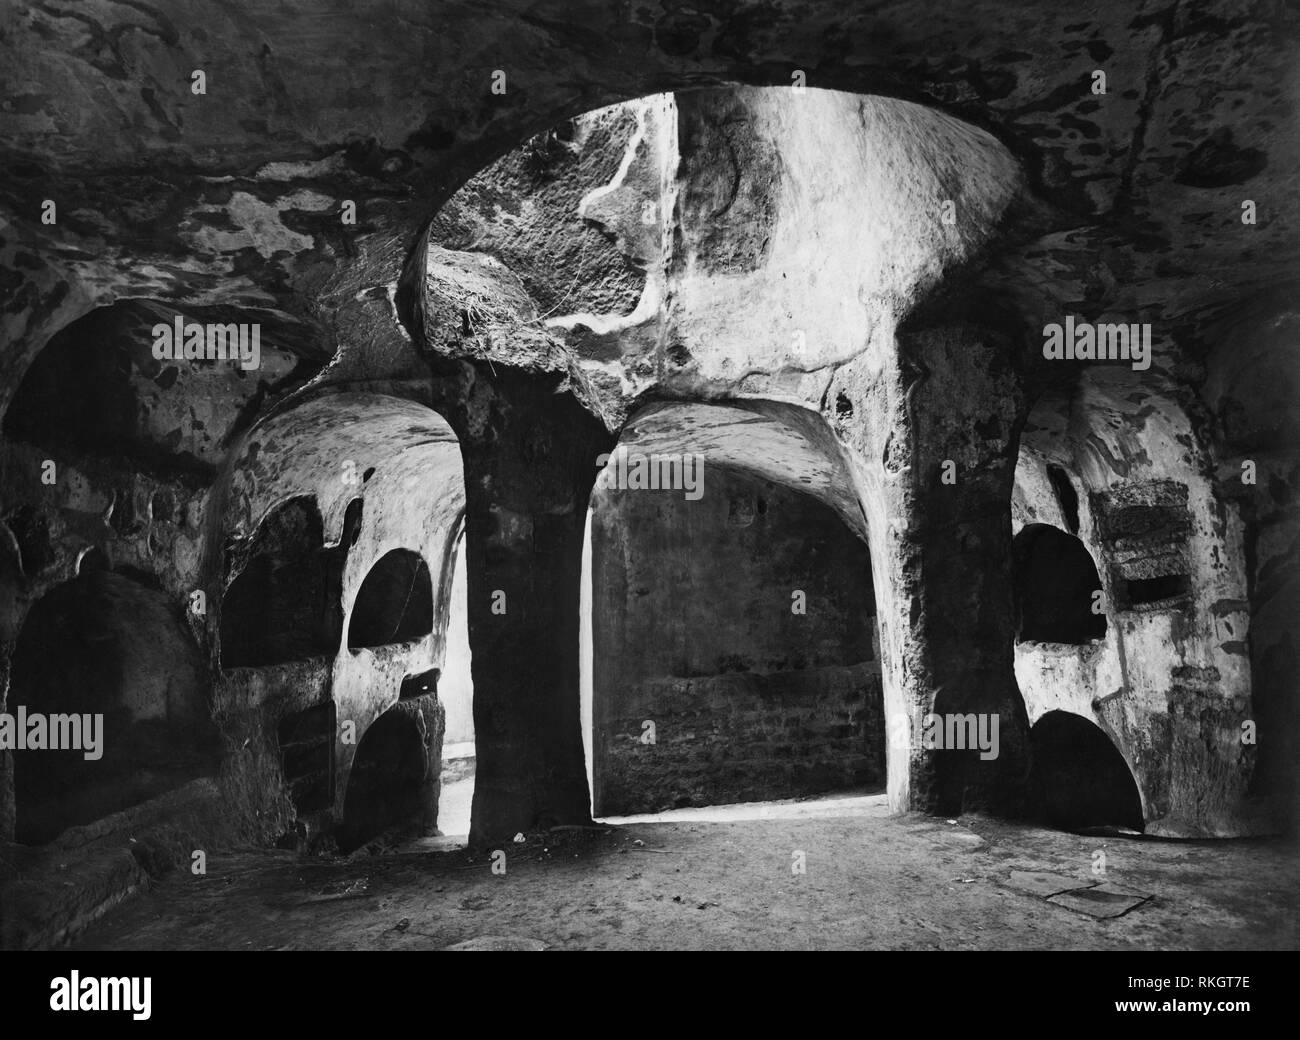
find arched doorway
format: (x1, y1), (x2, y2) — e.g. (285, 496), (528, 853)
(347, 549), (434, 650)
(1012, 524), (1107, 645)
(221, 496), (346, 669)
(338, 706), (432, 852)
(1027, 711), (1144, 832)
(582, 400), (883, 817)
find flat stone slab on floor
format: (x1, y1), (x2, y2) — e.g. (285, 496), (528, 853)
(1047, 883), (1152, 919)
(1006, 870), (1093, 898)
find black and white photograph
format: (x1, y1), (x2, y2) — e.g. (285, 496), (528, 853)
(0, 0), (1295, 1004)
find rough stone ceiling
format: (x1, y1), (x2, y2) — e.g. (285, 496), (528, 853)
(602, 399), (868, 538)
(1021, 371), (1205, 489)
(223, 392), (459, 544)
(661, 90), (1023, 376)
(3, 0), (1295, 425)
(422, 86), (1026, 426)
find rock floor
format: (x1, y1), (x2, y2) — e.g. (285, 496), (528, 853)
(71, 795), (1300, 951)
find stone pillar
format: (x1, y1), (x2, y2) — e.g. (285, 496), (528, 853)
(903, 320), (1031, 814)
(442, 365), (612, 843)
(835, 317), (1030, 817)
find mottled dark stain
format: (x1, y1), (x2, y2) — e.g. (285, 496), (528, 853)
(655, 9), (711, 55)
(1175, 128), (1268, 188)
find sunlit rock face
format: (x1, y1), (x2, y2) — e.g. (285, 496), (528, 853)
(424, 88), (1023, 420)
(0, 0), (1296, 918)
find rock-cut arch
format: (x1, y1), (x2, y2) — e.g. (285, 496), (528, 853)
(1027, 710), (1144, 832)
(584, 398), (883, 816)
(347, 549), (434, 650)
(338, 706), (433, 852)
(220, 496), (345, 669)
(1012, 523), (1107, 645)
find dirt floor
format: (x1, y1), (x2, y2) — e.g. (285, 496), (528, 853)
(72, 795), (1300, 951)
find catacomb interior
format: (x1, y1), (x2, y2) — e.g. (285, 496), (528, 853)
(0, 0), (1296, 951)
